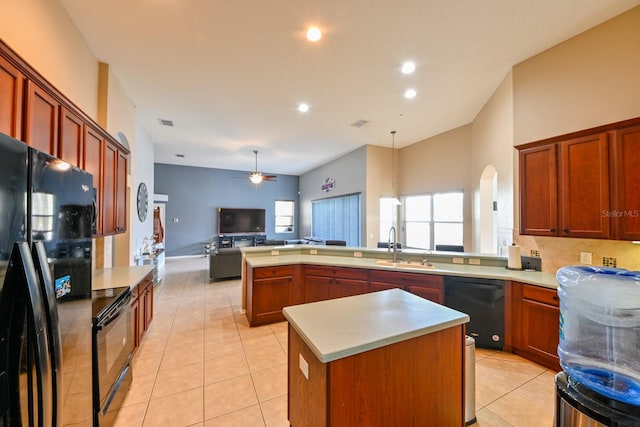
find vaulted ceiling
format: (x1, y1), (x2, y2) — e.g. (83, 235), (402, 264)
(58, 0), (640, 176)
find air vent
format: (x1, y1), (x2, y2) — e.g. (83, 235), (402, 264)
(175, 154), (185, 158)
(159, 119), (174, 127)
(350, 119), (369, 128)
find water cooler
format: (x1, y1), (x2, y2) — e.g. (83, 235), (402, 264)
(555, 266), (640, 427)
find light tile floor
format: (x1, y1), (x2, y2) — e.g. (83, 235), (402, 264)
(113, 257), (557, 427)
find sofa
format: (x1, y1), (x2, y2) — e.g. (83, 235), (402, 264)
(209, 248), (242, 281)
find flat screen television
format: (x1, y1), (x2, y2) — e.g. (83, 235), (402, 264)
(218, 208), (266, 234)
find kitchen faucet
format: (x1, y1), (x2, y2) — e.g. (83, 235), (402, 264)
(388, 226), (398, 263)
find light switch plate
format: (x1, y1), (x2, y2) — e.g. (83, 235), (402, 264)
(353, 251), (362, 258)
(270, 250), (279, 256)
(299, 354), (309, 379)
(452, 257), (464, 264)
(309, 249), (318, 255)
(469, 258), (481, 265)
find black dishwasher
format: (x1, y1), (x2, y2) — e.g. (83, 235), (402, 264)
(444, 276), (505, 349)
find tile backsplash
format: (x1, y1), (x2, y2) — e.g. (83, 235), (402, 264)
(514, 235), (640, 273)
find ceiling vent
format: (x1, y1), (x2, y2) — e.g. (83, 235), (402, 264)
(159, 119), (174, 127)
(350, 119), (370, 128)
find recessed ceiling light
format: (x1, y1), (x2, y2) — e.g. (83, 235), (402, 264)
(306, 26), (322, 42)
(298, 103), (310, 113)
(404, 89), (417, 99)
(401, 61), (416, 74)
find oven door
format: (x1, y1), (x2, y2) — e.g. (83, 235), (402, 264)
(93, 290), (133, 425)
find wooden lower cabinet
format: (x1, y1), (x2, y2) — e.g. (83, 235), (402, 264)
(131, 272), (154, 353)
(370, 270), (444, 304)
(246, 265), (300, 326)
(511, 281), (560, 370)
(303, 265), (369, 302)
(288, 323), (465, 426)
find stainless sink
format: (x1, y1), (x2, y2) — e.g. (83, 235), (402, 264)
(374, 259), (436, 269)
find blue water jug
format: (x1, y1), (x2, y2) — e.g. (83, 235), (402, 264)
(557, 266), (640, 405)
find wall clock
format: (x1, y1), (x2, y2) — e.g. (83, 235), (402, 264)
(137, 182), (148, 222)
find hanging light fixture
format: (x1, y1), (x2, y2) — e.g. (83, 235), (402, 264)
(390, 131), (401, 205)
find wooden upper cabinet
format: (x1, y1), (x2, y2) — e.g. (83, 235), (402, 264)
(103, 142), (117, 235)
(611, 125), (640, 240)
(558, 133), (610, 239)
(58, 106), (83, 167)
(0, 55), (24, 139)
(83, 125), (104, 235)
(519, 144), (558, 236)
(116, 149), (128, 232)
(24, 80), (59, 155)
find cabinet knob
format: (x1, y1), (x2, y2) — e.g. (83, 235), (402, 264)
(553, 295), (559, 301)
(563, 229), (569, 233)
(550, 228), (556, 232)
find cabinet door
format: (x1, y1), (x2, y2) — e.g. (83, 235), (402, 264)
(252, 277), (291, 325)
(407, 284), (443, 304)
(83, 126), (104, 235)
(116, 150), (128, 232)
(143, 282), (154, 331)
(131, 295), (142, 351)
(519, 144), (558, 236)
(0, 55), (24, 139)
(58, 106), (83, 167)
(331, 278), (369, 299)
(102, 142), (117, 234)
(370, 282), (404, 292)
(559, 133), (610, 238)
(24, 80), (59, 155)
(304, 275), (331, 303)
(512, 282), (560, 370)
(611, 125), (640, 240)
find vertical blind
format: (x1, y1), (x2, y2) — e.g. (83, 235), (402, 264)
(311, 193), (361, 246)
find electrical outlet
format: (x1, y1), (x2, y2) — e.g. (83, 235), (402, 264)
(309, 249), (318, 255)
(469, 258), (481, 265)
(270, 250), (279, 256)
(353, 251), (362, 258)
(452, 257), (464, 264)
(299, 354), (309, 379)
(580, 252), (592, 265)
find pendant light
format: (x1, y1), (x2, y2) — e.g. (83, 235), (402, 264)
(390, 131), (401, 205)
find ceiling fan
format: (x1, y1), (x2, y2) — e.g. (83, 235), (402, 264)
(247, 150), (277, 184)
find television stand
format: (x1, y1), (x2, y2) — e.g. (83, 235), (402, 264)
(218, 234), (265, 249)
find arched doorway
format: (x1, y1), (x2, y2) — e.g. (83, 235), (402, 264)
(479, 165), (498, 254)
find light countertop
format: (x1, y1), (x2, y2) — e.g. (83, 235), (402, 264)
(244, 251), (558, 289)
(92, 265), (154, 291)
(283, 288), (470, 363)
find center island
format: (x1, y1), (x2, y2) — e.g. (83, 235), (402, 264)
(283, 288), (470, 427)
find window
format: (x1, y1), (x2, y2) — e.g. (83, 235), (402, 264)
(402, 191), (463, 250)
(275, 200), (295, 233)
(379, 197), (398, 243)
(312, 193), (361, 246)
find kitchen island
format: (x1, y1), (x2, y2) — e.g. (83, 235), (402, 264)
(284, 289), (470, 426)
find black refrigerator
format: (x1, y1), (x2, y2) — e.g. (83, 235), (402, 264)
(0, 131), (94, 427)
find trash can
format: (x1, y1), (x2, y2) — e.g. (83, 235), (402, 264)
(465, 335), (477, 426)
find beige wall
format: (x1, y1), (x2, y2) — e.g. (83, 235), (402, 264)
(398, 125), (473, 251)
(0, 0), (98, 118)
(513, 6), (640, 145)
(511, 6), (640, 272)
(470, 71), (515, 254)
(1, 0), (141, 267)
(365, 145), (393, 247)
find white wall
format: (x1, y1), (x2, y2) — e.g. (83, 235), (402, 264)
(130, 121), (155, 260)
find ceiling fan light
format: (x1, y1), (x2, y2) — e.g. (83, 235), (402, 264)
(249, 173), (263, 184)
